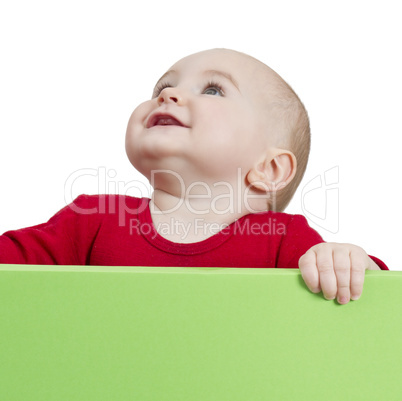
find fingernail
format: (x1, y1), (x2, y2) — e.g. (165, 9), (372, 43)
(338, 296), (349, 304)
(351, 295), (360, 301)
(325, 295), (335, 300)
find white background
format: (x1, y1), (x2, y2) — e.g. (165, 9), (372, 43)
(0, 0), (400, 269)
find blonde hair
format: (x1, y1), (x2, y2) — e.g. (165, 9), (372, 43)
(268, 77), (311, 212)
(232, 49), (311, 212)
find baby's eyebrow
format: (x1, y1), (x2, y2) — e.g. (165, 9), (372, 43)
(203, 70), (240, 91)
(152, 69), (240, 93)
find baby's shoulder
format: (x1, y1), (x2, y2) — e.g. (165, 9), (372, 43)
(246, 210), (310, 227)
(66, 194), (148, 216)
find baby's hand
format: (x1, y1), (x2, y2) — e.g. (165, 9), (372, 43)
(298, 243), (380, 304)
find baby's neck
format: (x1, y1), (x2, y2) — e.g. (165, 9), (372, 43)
(149, 188), (268, 244)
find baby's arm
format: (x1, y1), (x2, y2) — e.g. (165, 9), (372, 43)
(0, 195), (101, 265)
(299, 243), (383, 304)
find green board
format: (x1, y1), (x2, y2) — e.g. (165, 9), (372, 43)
(0, 265), (401, 400)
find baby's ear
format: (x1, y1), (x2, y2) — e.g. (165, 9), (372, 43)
(246, 149), (297, 192)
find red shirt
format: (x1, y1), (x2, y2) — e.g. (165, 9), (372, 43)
(0, 194), (388, 269)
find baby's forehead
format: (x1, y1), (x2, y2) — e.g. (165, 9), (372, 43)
(165, 49), (279, 97)
(170, 49), (262, 77)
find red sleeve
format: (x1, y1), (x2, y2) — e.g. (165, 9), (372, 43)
(368, 255), (389, 270)
(276, 214), (389, 270)
(0, 195), (102, 265)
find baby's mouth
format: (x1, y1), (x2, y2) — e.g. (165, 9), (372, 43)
(147, 113), (187, 128)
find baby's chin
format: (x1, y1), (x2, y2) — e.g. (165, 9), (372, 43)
(126, 146), (187, 179)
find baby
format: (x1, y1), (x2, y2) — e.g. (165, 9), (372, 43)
(0, 48), (388, 304)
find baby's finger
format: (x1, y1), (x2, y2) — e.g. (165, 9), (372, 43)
(333, 247), (351, 304)
(299, 249), (320, 293)
(315, 245), (337, 300)
(349, 247), (368, 300)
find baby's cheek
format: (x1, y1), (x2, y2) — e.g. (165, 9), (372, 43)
(125, 102), (151, 141)
(125, 111), (143, 159)
(129, 101), (152, 127)
(125, 129), (137, 165)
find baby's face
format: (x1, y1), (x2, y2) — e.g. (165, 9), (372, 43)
(126, 49), (275, 184)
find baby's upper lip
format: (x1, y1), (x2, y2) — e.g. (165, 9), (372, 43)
(146, 112), (188, 128)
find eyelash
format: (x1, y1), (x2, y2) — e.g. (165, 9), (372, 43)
(153, 81), (225, 98)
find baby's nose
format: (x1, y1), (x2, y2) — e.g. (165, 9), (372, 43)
(157, 88), (183, 105)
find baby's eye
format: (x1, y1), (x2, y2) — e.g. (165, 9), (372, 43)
(203, 82), (224, 96)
